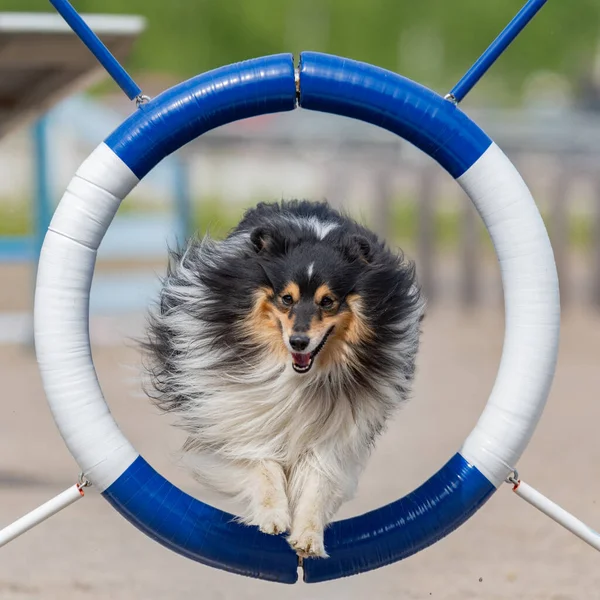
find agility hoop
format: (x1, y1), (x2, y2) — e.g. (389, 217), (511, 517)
(2, 0), (596, 587)
(30, 50), (559, 583)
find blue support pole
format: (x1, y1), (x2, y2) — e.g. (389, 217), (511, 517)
(33, 116), (53, 263)
(49, 0), (143, 101)
(448, 0), (549, 104)
(173, 156), (193, 246)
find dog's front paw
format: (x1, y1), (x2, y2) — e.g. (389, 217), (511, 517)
(288, 527), (328, 558)
(250, 506), (291, 536)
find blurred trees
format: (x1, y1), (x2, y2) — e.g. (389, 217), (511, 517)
(2, 0), (600, 104)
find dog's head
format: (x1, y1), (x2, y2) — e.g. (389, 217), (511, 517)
(244, 226), (376, 374)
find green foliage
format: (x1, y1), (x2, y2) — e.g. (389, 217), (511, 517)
(0, 201), (30, 236)
(2, 0), (599, 103)
(191, 196), (246, 240)
(0, 196), (593, 254)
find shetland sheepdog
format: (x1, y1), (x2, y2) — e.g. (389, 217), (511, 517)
(143, 200), (425, 559)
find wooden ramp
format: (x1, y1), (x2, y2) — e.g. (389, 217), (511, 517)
(0, 11), (145, 139)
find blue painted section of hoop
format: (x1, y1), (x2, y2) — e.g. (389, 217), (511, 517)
(298, 51), (492, 179)
(105, 53), (297, 179)
(302, 453), (495, 583)
(102, 456), (299, 583)
(96, 51), (501, 582)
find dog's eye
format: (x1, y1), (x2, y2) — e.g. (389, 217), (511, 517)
(281, 294), (294, 306)
(320, 296), (335, 309)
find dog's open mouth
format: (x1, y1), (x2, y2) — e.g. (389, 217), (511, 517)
(291, 327), (334, 374)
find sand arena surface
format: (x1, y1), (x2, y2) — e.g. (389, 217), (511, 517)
(0, 306), (599, 599)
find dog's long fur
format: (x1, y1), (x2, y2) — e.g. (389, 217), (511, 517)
(142, 200), (425, 558)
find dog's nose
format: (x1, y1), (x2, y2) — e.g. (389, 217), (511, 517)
(289, 334), (310, 352)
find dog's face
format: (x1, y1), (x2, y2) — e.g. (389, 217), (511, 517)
(245, 227), (374, 374)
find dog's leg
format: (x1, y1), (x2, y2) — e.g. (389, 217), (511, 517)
(244, 459), (290, 535)
(287, 454), (348, 559)
(182, 449), (290, 535)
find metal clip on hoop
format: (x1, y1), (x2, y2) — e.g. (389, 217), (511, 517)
(505, 469), (519, 488)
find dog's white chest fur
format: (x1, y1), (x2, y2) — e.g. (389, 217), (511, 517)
(179, 359), (387, 470)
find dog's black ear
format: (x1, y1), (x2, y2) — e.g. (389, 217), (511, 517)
(250, 227), (282, 254)
(345, 234), (374, 264)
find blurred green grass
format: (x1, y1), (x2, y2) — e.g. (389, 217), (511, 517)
(0, 197), (594, 253)
(184, 197), (597, 254)
(0, 201), (30, 236)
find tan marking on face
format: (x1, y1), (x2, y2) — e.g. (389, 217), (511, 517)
(272, 282), (302, 337)
(245, 285), (372, 370)
(281, 282), (300, 303)
(278, 311), (295, 338)
(278, 282), (339, 342)
(242, 287), (287, 359)
(317, 294), (373, 368)
(314, 284), (336, 306)
(342, 294), (373, 345)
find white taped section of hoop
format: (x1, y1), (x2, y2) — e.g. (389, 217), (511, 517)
(34, 143), (140, 491)
(49, 144), (139, 248)
(457, 143), (560, 487)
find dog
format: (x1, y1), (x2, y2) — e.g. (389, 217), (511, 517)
(142, 199), (425, 559)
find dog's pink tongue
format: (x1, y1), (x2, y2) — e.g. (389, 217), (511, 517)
(292, 353), (311, 367)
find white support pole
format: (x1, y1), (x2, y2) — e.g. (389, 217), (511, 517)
(0, 483), (85, 548)
(512, 479), (600, 552)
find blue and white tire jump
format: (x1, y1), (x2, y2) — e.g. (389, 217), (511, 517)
(33, 52), (560, 584)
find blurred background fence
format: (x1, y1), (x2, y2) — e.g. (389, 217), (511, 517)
(3, 0), (600, 344)
(2, 96), (600, 319)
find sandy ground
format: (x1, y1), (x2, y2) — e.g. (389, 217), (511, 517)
(0, 305), (599, 599)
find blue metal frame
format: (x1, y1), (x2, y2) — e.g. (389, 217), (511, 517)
(98, 52), (498, 582)
(0, 238), (34, 263)
(0, 118), (52, 265)
(449, 0), (549, 103)
(49, 0), (143, 101)
(48, 0), (548, 109)
(33, 117), (53, 261)
(173, 156), (193, 245)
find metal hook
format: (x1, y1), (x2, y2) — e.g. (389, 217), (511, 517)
(505, 468), (519, 486)
(78, 472), (92, 488)
(135, 94), (152, 108)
